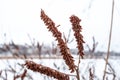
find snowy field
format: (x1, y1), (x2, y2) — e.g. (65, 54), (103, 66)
(0, 58), (120, 80)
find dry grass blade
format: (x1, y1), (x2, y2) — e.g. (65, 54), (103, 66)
(40, 9), (76, 73)
(25, 60), (69, 80)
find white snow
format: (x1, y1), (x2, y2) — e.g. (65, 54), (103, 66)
(0, 58), (120, 80)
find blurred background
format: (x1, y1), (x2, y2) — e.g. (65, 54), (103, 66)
(0, 0), (120, 57)
(0, 0), (120, 80)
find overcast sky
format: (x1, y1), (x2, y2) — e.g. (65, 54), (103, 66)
(0, 0), (120, 52)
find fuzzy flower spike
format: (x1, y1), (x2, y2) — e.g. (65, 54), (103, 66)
(40, 9), (76, 73)
(70, 15), (85, 59)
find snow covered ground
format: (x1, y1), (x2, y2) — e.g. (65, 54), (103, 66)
(0, 58), (120, 80)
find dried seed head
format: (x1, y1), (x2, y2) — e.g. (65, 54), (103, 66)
(70, 15), (85, 58)
(25, 61), (69, 80)
(40, 9), (76, 72)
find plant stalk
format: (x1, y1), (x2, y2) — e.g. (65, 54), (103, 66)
(103, 0), (114, 79)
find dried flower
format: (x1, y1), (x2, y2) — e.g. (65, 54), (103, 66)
(25, 60), (69, 80)
(40, 9), (76, 72)
(70, 15), (85, 58)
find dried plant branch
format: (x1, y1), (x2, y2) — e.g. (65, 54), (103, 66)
(14, 69), (27, 80)
(107, 62), (115, 74)
(89, 68), (94, 80)
(86, 37), (98, 58)
(51, 42), (58, 55)
(21, 69), (27, 80)
(103, 58), (116, 80)
(40, 9), (76, 73)
(0, 70), (2, 76)
(25, 60), (69, 80)
(103, 0), (114, 79)
(0, 70), (7, 80)
(75, 67), (80, 80)
(63, 29), (74, 44)
(75, 54), (81, 80)
(70, 15), (85, 59)
(5, 70), (8, 80)
(105, 72), (116, 80)
(37, 42), (43, 58)
(7, 61), (16, 73)
(86, 37), (98, 53)
(82, 76), (86, 80)
(27, 34), (36, 47)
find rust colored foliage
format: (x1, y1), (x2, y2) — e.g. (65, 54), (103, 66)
(25, 61), (69, 80)
(70, 15), (85, 58)
(40, 9), (76, 72)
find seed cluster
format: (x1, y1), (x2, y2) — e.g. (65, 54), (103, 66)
(70, 15), (85, 58)
(41, 9), (76, 72)
(25, 61), (69, 80)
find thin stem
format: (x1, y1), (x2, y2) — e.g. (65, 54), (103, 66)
(76, 55), (81, 80)
(78, 55), (81, 69)
(103, 0), (114, 80)
(76, 68), (80, 80)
